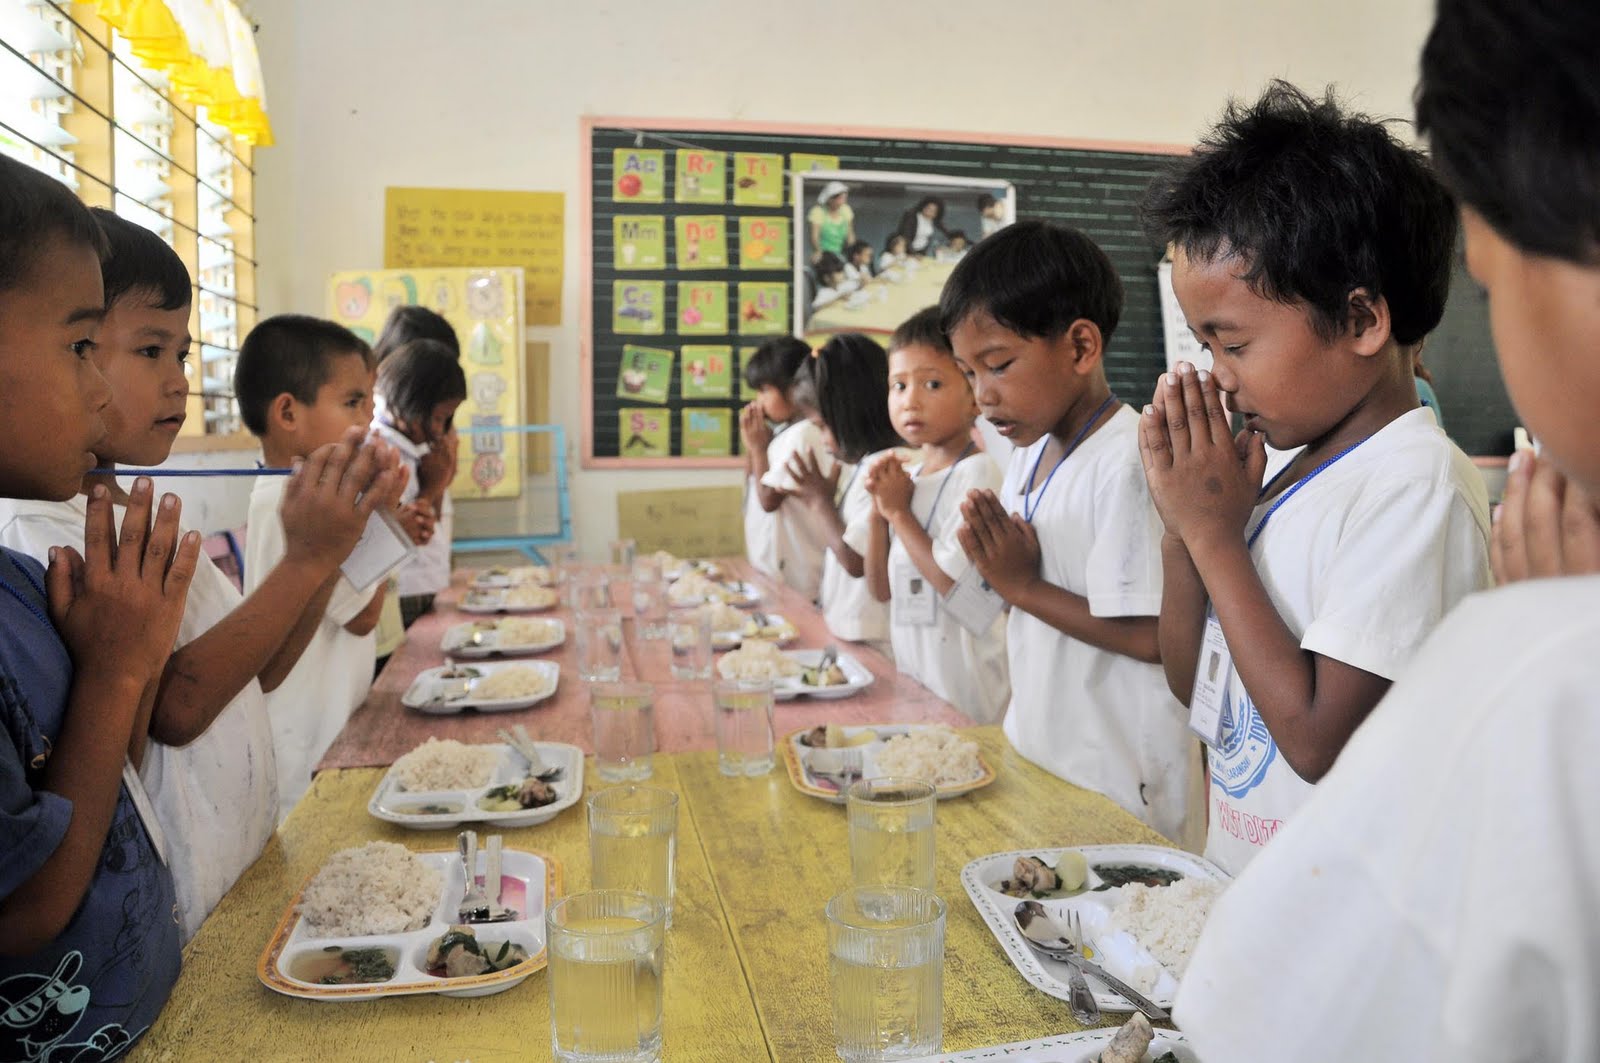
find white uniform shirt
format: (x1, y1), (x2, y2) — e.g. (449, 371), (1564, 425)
(0, 495), (277, 942)
(753, 419), (834, 600)
(999, 407), (1201, 845)
(1204, 407), (1491, 875)
(369, 420), (451, 597)
(1176, 575), (1600, 1062)
(828, 453), (891, 649)
(247, 475), (375, 819)
(887, 451), (1010, 723)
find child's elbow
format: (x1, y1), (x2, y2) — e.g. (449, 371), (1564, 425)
(344, 617), (378, 637)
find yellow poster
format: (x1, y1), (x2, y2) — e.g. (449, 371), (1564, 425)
(327, 267), (525, 500)
(616, 485), (745, 556)
(383, 187), (564, 326)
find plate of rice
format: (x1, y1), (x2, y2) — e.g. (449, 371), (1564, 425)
(459, 585), (560, 614)
(401, 661), (560, 714)
(370, 738), (585, 830)
(258, 840), (562, 1002)
(781, 724), (994, 802)
(470, 564), (555, 589)
(710, 611), (798, 650)
(440, 617), (565, 657)
(960, 844), (1229, 1013)
(717, 646), (872, 699)
(666, 571), (761, 608)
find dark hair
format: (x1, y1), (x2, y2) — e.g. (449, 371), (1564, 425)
(890, 306), (954, 357)
(1142, 80), (1457, 346)
(844, 240), (872, 261)
(373, 304), (460, 363)
(0, 154), (106, 294)
(743, 335), (810, 391)
(885, 234), (908, 252)
(1416, 0), (1600, 265)
(939, 220), (1123, 343)
(913, 197), (945, 221)
(788, 358), (819, 415)
(234, 314), (371, 436)
(815, 251), (846, 281)
(947, 230), (970, 246)
(977, 193), (997, 211)
(91, 207), (190, 311)
(376, 338), (467, 429)
(808, 333), (902, 462)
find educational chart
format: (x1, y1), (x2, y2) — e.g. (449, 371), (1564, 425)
(616, 485), (746, 556)
(328, 267), (524, 499)
(383, 187), (563, 326)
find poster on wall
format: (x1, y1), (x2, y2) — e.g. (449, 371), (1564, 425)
(616, 344), (675, 404)
(677, 281), (729, 336)
(674, 148), (726, 204)
(681, 408), (733, 457)
(681, 345), (733, 399)
(789, 153), (840, 175)
(674, 216), (727, 269)
(618, 407), (671, 457)
(612, 280), (667, 334)
(794, 169), (1014, 343)
(613, 147), (666, 203)
(739, 217), (789, 269)
(733, 152), (785, 207)
(328, 266), (525, 499)
(614, 215), (666, 269)
(737, 282), (789, 336)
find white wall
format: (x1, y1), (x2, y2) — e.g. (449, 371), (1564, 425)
(245, 0), (1435, 550)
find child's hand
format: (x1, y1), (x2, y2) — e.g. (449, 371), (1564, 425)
(1138, 362), (1266, 553)
(282, 429), (405, 571)
(1492, 450), (1600, 583)
(739, 402), (773, 456)
(785, 450), (840, 512)
(398, 499), (437, 545)
(417, 428), (459, 496)
(46, 480), (199, 684)
(865, 452), (914, 519)
(958, 489), (1040, 599)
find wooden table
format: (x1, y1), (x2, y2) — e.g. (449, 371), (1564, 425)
(319, 561), (969, 772)
(133, 728), (1169, 1062)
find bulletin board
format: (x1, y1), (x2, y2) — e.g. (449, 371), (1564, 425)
(582, 118), (1518, 467)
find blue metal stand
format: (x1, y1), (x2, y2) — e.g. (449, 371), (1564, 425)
(449, 423), (572, 564)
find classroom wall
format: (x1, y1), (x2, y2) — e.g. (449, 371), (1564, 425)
(236, 0), (1436, 550)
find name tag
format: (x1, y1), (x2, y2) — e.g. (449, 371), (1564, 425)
(340, 509), (418, 595)
(943, 564), (1005, 636)
(892, 557), (937, 627)
(1187, 608), (1232, 748)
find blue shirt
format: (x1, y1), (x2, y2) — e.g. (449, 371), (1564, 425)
(0, 548), (179, 1061)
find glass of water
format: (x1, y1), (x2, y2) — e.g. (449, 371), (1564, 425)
(827, 885), (945, 1062)
(631, 558), (668, 640)
(588, 785), (678, 925)
(847, 778), (936, 891)
(547, 889), (666, 1063)
(590, 681), (654, 781)
(713, 679), (775, 776)
(575, 608), (624, 682)
(610, 538), (637, 572)
(667, 606), (712, 680)
(572, 569), (614, 612)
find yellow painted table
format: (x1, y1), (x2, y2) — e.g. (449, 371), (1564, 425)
(133, 728), (1169, 1062)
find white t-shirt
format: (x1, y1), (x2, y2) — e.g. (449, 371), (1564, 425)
(369, 421), (452, 597)
(887, 451), (1010, 723)
(1204, 407), (1491, 875)
(752, 419), (834, 600)
(828, 453), (891, 647)
(247, 475), (375, 819)
(999, 408), (1202, 845)
(912, 213), (935, 253)
(0, 495), (277, 942)
(1176, 574), (1600, 1062)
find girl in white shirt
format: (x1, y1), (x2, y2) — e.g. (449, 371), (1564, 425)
(864, 309), (1010, 722)
(783, 334), (906, 659)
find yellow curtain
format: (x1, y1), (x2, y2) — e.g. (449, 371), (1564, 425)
(94, 0), (274, 146)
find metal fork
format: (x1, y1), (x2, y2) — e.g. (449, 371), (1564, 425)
(811, 746), (864, 789)
(818, 643), (840, 673)
(455, 831), (490, 922)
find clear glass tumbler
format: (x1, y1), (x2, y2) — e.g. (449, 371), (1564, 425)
(547, 889), (666, 1063)
(827, 885), (945, 1062)
(609, 538), (637, 572)
(588, 785), (678, 925)
(713, 679), (775, 776)
(575, 608), (624, 682)
(572, 569), (615, 612)
(631, 558), (668, 640)
(667, 606), (712, 680)
(846, 778), (937, 891)
(590, 681), (654, 781)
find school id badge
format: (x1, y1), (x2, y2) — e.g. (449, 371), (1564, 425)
(943, 564), (1006, 637)
(1187, 608), (1232, 748)
(892, 557), (937, 627)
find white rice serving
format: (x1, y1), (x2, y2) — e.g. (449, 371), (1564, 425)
(874, 727), (981, 786)
(472, 665), (555, 700)
(391, 737), (501, 791)
(496, 617), (561, 645)
(717, 640), (801, 680)
(298, 842), (441, 938)
(505, 585), (558, 608)
(1106, 877), (1224, 976)
(697, 600), (747, 632)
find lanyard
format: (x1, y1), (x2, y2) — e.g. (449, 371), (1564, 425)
(920, 441), (976, 533)
(1245, 438), (1369, 549)
(1020, 395), (1118, 524)
(839, 462), (862, 509)
(0, 553), (51, 632)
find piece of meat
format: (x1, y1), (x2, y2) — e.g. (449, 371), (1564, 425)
(444, 942), (490, 978)
(801, 725), (828, 748)
(1100, 1013), (1154, 1063)
(515, 776), (557, 808)
(1013, 856), (1060, 894)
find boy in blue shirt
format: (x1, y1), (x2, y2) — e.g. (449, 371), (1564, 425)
(0, 153), (199, 1058)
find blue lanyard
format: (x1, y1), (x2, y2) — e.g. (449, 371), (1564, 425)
(0, 553), (51, 632)
(1020, 395), (1118, 524)
(921, 441), (976, 533)
(1245, 438), (1369, 549)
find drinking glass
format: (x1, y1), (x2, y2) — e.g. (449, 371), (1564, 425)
(631, 558), (668, 639)
(546, 544), (581, 596)
(667, 606), (712, 680)
(847, 778), (936, 891)
(575, 608), (624, 682)
(588, 785), (678, 925)
(547, 889), (666, 1063)
(590, 681), (654, 781)
(609, 538), (637, 572)
(713, 680), (775, 776)
(827, 886), (945, 1062)
(572, 569), (614, 612)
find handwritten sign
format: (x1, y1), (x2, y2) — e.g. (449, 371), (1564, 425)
(674, 215), (727, 270)
(677, 281), (728, 336)
(617, 485), (746, 555)
(733, 152), (784, 206)
(384, 187), (564, 326)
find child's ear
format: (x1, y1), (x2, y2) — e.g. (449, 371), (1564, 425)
(1066, 319), (1105, 374)
(1345, 288), (1393, 357)
(267, 392), (298, 435)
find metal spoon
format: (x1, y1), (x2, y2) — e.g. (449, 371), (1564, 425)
(1013, 901), (1170, 1022)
